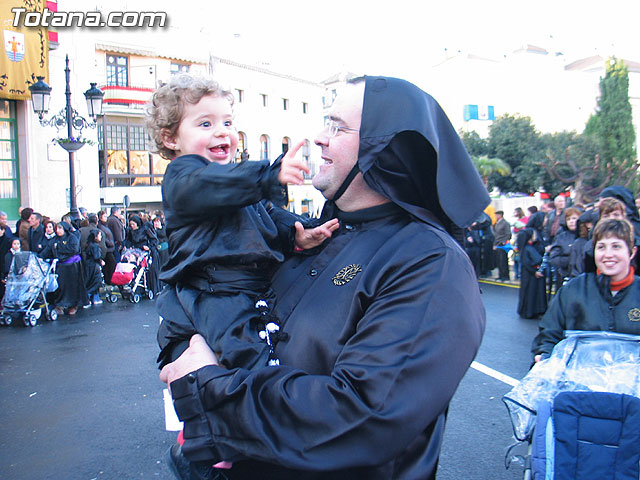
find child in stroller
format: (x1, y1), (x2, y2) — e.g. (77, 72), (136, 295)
(0, 250), (58, 327)
(109, 247), (153, 303)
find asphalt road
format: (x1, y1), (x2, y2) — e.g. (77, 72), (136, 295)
(0, 282), (538, 480)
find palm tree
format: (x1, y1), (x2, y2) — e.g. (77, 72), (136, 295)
(472, 155), (511, 189)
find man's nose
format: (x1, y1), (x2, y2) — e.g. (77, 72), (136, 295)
(314, 130), (329, 147)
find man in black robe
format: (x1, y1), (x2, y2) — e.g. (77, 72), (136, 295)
(160, 76), (489, 479)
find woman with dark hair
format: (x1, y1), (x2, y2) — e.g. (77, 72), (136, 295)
(38, 221), (57, 258)
(152, 216), (169, 273)
(549, 207), (582, 284)
(124, 214), (161, 294)
(50, 221), (88, 315)
(516, 225), (547, 319)
(532, 218), (640, 361)
(97, 210), (116, 284)
(568, 209), (599, 277)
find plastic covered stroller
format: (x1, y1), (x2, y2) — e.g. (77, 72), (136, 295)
(109, 247), (154, 303)
(0, 252), (58, 327)
(503, 331), (640, 479)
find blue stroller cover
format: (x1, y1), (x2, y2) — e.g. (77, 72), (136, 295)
(531, 391), (640, 480)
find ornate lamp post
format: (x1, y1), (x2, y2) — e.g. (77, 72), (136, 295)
(28, 54), (104, 219)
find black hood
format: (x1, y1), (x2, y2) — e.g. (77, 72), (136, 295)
(87, 228), (100, 244)
(600, 186), (639, 220)
(58, 221), (72, 235)
(600, 185), (640, 245)
(353, 76), (489, 230)
(516, 228), (535, 253)
(526, 211), (545, 233)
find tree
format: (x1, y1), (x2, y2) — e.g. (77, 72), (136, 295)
(460, 130), (488, 157)
(584, 57), (638, 190)
(487, 114), (545, 194)
(537, 132), (608, 204)
(472, 155), (511, 189)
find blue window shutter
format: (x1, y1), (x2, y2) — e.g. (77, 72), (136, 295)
(464, 104), (479, 121)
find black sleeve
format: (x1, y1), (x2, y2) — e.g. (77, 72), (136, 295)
(162, 155), (285, 226)
(263, 203), (319, 254)
(39, 243), (54, 260)
(531, 287), (569, 356)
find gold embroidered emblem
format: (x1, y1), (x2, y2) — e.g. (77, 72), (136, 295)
(332, 264), (363, 286)
(628, 308), (640, 322)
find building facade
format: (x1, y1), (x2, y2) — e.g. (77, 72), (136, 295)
(1, 1), (327, 221)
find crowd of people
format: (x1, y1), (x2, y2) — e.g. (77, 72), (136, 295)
(463, 186), (640, 325)
(0, 206), (167, 316)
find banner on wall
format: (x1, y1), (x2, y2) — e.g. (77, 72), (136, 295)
(0, 0), (49, 100)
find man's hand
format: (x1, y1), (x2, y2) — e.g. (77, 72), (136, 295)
(278, 140), (309, 186)
(294, 219), (339, 250)
(159, 335), (219, 386)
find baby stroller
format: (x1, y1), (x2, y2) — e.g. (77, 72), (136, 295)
(503, 331), (640, 479)
(109, 247), (154, 303)
(0, 252), (58, 327)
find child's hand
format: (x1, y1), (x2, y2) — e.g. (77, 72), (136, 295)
(278, 140), (310, 186)
(294, 219), (339, 250)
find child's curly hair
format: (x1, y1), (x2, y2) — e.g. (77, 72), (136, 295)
(145, 74), (234, 160)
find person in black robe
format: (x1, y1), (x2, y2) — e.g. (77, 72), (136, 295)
(472, 212), (494, 276)
(152, 216), (169, 276)
(2, 237), (21, 279)
(83, 229), (104, 306)
(549, 207), (581, 284)
(158, 75), (489, 479)
(50, 221), (88, 315)
(97, 211), (116, 284)
(464, 224), (482, 277)
(517, 227), (547, 318)
(124, 214), (162, 295)
(0, 223), (15, 303)
(37, 221), (57, 259)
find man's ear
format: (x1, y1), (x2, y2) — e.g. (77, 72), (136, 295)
(161, 128), (178, 150)
(631, 245), (637, 261)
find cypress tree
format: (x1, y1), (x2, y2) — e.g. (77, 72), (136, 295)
(586, 57), (637, 187)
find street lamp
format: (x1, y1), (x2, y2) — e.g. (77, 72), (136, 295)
(28, 54), (103, 219)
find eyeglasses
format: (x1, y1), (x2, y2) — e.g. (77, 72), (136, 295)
(325, 120), (359, 138)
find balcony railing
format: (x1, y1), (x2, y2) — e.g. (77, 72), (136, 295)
(100, 85), (154, 108)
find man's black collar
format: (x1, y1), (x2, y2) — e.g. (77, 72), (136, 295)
(335, 202), (405, 224)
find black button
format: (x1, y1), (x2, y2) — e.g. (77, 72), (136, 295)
(309, 269), (318, 277)
(187, 373), (196, 384)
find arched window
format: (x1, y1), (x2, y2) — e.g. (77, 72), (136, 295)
(237, 131), (247, 162)
(302, 140), (312, 179)
(260, 134), (270, 161)
(282, 137), (290, 154)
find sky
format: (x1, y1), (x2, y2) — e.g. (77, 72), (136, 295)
(165, 0), (640, 82)
(76, 0), (640, 83)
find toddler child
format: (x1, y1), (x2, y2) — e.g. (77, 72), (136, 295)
(146, 74), (337, 371)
